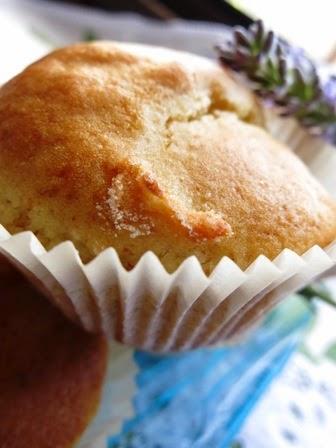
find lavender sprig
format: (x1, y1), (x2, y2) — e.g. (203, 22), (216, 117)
(216, 20), (336, 144)
(300, 282), (336, 310)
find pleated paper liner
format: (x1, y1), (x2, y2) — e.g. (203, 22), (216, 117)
(1, 108), (336, 352)
(0, 221), (335, 352)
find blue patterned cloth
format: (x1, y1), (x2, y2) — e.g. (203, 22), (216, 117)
(102, 296), (312, 448)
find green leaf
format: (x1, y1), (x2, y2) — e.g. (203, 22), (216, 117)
(82, 29), (98, 42)
(300, 282), (336, 309)
(325, 343), (336, 361)
(230, 442), (244, 448)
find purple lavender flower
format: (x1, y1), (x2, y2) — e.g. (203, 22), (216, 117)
(216, 20), (336, 145)
(323, 75), (336, 112)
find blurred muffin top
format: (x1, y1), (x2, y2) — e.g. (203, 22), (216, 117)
(0, 42), (335, 274)
(0, 265), (107, 447)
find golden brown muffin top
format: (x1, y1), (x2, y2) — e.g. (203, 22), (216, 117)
(0, 42), (335, 273)
(0, 263), (107, 448)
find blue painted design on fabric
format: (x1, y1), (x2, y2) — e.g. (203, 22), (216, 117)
(108, 296), (312, 448)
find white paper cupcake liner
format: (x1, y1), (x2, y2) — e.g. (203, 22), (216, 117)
(219, 242), (336, 343)
(1, 113), (336, 352)
(0, 225), (335, 352)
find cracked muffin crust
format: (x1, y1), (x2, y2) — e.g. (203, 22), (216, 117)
(0, 42), (336, 274)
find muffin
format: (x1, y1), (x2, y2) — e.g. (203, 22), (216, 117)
(0, 262), (107, 448)
(0, 42), (336, 351)
(1, 42), (335, 275)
